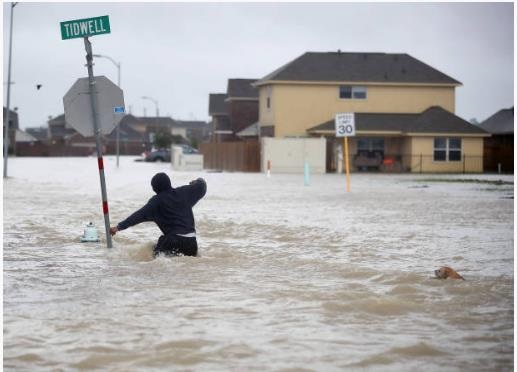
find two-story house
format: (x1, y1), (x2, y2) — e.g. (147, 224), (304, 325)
(208, 93), (231, 142)
(479, 107), (513, 173)
(3, 107), (19, 155)
(254, 51), (488, 173)
(208, 79), (259, 142)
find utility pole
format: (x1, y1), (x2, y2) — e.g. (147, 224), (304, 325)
(4, 2), (18, 178)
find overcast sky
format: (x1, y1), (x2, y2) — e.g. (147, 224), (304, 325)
(2, 2), (514, 129)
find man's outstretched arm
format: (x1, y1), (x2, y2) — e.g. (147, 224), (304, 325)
(110, 198), (157, 236)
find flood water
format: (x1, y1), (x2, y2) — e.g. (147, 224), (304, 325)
(3, 156), (514, 371)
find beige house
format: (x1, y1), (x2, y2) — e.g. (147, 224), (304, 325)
(254, 51), (489, 173)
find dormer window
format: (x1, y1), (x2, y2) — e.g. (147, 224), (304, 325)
(339, 85), (367, 100)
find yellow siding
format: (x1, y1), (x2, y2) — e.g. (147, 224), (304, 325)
(410, 137), (484, 173)
(258, 83), (456, 137)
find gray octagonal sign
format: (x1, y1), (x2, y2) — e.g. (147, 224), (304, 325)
(63, 75), (125, 137)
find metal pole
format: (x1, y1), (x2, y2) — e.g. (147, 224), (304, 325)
(115, 62), (120, 167)
(84, 37), (113, 248)
(4, 3), (17, 178)
(344, 136), (351, 192)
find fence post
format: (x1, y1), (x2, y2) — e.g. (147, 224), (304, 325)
(463, 154), (466, 174)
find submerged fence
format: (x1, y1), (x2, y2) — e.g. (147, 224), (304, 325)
(352, 154), (484, 174)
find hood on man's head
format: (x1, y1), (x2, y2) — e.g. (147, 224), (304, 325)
(151, 172), (172, 194)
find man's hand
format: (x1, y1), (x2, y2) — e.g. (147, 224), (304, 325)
(109, 226), (118, 236)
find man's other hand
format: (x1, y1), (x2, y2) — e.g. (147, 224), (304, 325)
(109, 226), (118, 236)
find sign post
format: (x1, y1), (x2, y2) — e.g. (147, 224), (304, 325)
(335, 113), (356, 192)
(61, 15), (122, 248)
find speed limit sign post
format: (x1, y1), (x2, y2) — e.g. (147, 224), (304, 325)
(335, 113), (356, 192)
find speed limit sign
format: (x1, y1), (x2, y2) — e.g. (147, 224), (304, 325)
(335, 113), (356, 137)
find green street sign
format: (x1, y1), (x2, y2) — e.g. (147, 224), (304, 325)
(60, 15), (110, 40)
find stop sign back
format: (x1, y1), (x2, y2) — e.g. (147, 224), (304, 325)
(63, 75), (125, 137)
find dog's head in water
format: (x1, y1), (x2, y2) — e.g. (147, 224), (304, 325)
(435, 266), (465, 280)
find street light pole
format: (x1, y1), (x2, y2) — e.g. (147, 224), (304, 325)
(141, 96), (159, 117)
(93, 53), (121, 167)
(4, 2), (18, 179)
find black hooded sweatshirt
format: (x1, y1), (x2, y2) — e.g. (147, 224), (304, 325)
(116, 173), (207, 236)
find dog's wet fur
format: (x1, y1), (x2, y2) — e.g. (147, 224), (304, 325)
(434, 266), (465, 280)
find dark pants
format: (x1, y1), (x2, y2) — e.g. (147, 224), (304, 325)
(154, 234), (198, 257)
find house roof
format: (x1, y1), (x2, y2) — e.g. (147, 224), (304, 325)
(479, 107), (514, 134)
(236, 122), (259, 137)
(227, 79), (259, 99)
(307, 106), (488, 136)
(105, 119), (146, 141)
(256, 52), (461, 86)
(136, 116), (176, 127)
(25, 127), (48, 141)
(209, 93), (228, 115)
(174, 120), (209, 129)
(15, 129), (37, 143)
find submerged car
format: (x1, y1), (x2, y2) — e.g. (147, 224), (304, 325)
(143, 145), (199, 162)
(144, 149), (171, 162)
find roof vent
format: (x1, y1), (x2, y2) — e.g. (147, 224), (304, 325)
(337, 49), (341, 54)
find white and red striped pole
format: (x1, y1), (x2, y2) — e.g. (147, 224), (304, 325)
(84, 37), (112, 248)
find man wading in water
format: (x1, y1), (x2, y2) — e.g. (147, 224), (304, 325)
(110, 172), (207, 257)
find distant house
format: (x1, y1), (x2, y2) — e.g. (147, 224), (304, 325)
(208, 93), (231, 142)
(226, 79), (259, 138)
(3, 107), (19, 155)
(173, 120), (210, 147)
(254, 51), (489, 173)
(104, 117), (149, 155)
(15, 127), (49, 156)
(479, 107), (514, 173)
(208, 79), (259, 142)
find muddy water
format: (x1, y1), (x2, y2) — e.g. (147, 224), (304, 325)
(3, 157), (513, 371)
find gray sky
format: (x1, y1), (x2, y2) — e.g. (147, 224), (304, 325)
(2, 2), (514, 129)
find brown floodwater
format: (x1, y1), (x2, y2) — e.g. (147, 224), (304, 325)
(3, 157), (513, 371)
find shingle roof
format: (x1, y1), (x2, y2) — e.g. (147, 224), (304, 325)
(174, 120), (209, 129)
(479, 107), (514, 134)
(105, 118), (146, 141)
(209, 93), (228, 115)
(307, 106), (488, 135)
(227, 79), (259, 99)
(257, 52), (461, 85)
(25, 127), (48, 141)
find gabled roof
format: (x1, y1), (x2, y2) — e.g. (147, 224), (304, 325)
(236, 122), (259, 137)
(307, 106), (488, 136)
(25, 127), (48, 141)
(256, 52), (461, 86)
(174, 120), (209, 129)
(227, 79), (259, 99)
(479, 107), (514, 134)
(136, 116), (176, 127)
(209, 93), (228, 115)
(105, 119), (146, 141)
(15, 129), (37, 143)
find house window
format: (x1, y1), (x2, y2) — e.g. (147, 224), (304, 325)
(357, 137), (384, 156)
(266, 97), (271, 109)
(339, 85), (367, 100)
(434, 137), (462, 161)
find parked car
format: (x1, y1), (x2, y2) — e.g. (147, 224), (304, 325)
(143, 149), (170, 162)
(142, 145), (199, 162)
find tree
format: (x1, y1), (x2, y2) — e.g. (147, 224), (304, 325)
(153, 131), (173, 149)
(153, 131), (185, 149)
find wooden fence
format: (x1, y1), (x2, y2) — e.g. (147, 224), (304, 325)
(199, 141), (260, 172)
